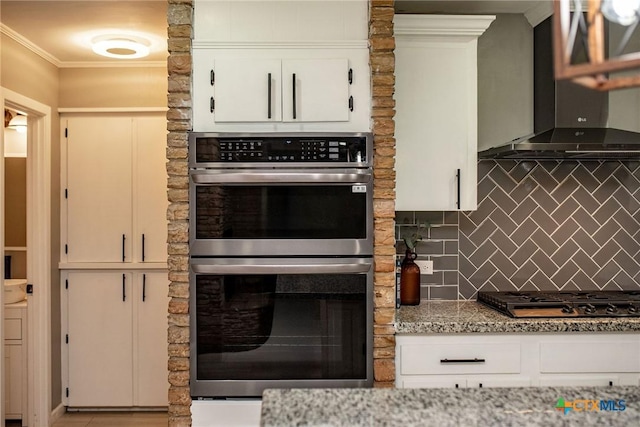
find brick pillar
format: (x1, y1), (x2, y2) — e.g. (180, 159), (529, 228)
(167, 0), (192, 425)
(370, 0), (397, 388)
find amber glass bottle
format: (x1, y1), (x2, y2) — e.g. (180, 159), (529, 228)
(400, 249), (421, 305)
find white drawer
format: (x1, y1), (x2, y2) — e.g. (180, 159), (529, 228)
(4, 318), (22, 340)
(540, 341), (640, 373)
(400, 343), (521, 375)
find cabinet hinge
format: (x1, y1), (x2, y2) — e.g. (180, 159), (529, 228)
(210, 97), (215, 113)
(348, 68), (353, 85)
(26, 284), (33, 295)
(65, 334), (69, 344)
(65, 188), (68, 199)
(66, 387), (69, 398)
(210, 69), (215, 85)
(65, 128), (68, 138)
(65, 244), (68, 254)
(65, 279), (68, 289)
(348, 96), (354, 112)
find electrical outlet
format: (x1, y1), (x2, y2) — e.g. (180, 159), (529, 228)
(414, 260), (433, 275)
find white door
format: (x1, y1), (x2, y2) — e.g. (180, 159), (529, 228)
(65, 117), (133, 262)
(134, 116), (168, 263)
(213, 58), (282, 122)
(67, 271), (134, 407)
(134, 272), (170, 406)
(395, 42), (473, 210)
(282, 59), (350, 122)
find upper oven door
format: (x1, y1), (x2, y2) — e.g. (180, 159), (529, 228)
(190, 169), (373, 256)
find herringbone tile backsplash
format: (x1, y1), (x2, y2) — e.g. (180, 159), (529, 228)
(396, 160), (640, 300)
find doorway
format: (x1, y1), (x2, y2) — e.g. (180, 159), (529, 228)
(2, 87), (53, 427)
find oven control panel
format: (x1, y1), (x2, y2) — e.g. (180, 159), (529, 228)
(191, 134), (371, 165)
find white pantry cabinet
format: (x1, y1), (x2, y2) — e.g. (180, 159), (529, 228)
(60, 114), (168, 265)
(63, 270), (169, 408)
(4, 302), (28, 423)
(192, 49), (370, 132)
(394, 15), (495, 211)
(396, 333), (640, 389)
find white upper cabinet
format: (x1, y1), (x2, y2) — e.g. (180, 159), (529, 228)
(61, 114), (168, 265)
(394, 15), (495, 211)
(192, 0), (370, 132)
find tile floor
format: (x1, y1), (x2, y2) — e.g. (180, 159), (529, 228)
(6, 411), (168, 427)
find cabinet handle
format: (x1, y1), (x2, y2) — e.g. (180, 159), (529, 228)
(122, 274), (126, 302)
(122, 234), (126, 262)
(349, 96), (354, 112)
(456, 168), (461, 210)
(142, 274), (146, 302)
(210, 97), (215, 113)
(267, 73), (272, 119)
(440, 358), (485, 364)
(479, 383), (483, 388)
(210, 69), (215, 86)
(142, 234), (146, 262)
(292, 73), (297, 120)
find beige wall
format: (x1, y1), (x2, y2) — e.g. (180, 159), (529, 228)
(59, 66), (168, 108)
(1, 32), (64, 408)
(4, 157), (27, 278)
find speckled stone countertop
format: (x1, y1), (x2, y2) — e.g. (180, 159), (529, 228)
(261, 386), (640, 426)
(395, 301), (640, 334)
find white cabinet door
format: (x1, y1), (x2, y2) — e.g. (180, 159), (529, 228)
(282, 59), (350, 122)
(65, 117), (133, 262)
(394, 15), (494, 211)
(4, 344), (23, 418)
(67, 271), (134, 407)
(213, 58), (282, 122)
(135, 272), (169, 406)
(134, 117), (168, 263)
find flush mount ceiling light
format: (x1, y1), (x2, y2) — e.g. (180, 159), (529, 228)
(8, 114), (27, 133)
(91, 35), (150, 59)
(554, 0), (640, 90)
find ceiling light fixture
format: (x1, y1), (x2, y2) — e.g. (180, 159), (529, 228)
(91, 35), (150, 59)
(8, 114), (27, 133)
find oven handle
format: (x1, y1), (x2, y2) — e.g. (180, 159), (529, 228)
(191, 170), (371, 184)
(191, 263), (371, 274)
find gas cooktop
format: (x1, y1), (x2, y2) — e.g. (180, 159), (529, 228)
(477, 290), (640, 318)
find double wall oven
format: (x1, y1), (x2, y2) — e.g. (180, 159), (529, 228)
(189, 133), (373, 397)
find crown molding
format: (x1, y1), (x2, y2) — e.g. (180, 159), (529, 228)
(1, 23), (61, 66)
(394, 15), (496, 41)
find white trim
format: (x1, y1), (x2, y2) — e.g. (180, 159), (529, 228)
(50, 402), (65, 424)
(58, 61), (167, 69)
(192, 40), (369, 49)
(58, 263), (168, 270)
(2, 87), (53, 427)
(1, 24), (60, 66)
(59, 107), (168, 113)
(5, 246), (27, 251)
(394, 15), (496, 41)
(0, 24), (166, 69)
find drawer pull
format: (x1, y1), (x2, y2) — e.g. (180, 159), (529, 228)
(440, 358), (486, 364)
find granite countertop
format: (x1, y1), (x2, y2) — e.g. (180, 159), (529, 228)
(395, 301), (640, 334)
(261, 386), (640, 426)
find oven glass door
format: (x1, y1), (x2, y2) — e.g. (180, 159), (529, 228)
(190, 169), (372, 256)
(190, 257), (373, 397)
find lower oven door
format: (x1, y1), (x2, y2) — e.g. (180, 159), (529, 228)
(189, 168), (373, 256)
(190, 257), (373, 397)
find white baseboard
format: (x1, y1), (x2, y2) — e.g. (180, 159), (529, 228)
(50, 403), (65, 424)
(191, 399), (262, 427)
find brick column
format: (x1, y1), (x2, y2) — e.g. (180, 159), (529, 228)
(370, 0), (397, 388)
(167, 0), (192, 425)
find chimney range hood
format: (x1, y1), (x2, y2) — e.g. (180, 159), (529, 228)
(479, 17), (640, 160)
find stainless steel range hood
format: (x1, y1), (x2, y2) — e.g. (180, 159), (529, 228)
(479, 17), (640, 160)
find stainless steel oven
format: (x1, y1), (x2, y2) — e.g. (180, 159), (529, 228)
(189, 133), (373, 257)
(188, 133), (374, 398)
(190, 257), (373, 397)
